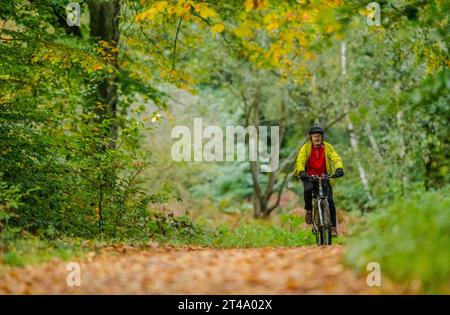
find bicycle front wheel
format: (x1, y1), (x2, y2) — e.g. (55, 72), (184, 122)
(320, 200), (332, 245)
(319, 226), (332, 245)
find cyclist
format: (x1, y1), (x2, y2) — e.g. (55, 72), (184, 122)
(293, 126), (344, 237)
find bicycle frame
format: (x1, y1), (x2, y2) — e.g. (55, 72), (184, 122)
(309, 174), (337, 245)
(311, 175), (332, 226)
(316, 176), (325, 227)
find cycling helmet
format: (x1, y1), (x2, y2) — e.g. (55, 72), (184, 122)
(308, 125), (324, 135)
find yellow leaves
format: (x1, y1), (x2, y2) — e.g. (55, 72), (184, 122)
(244, 0), (254, 12)
(194, 3), (217, 19)
(266, 42), (286, 65)
(233, 19), (259, 39)
(135, 1), (169, 21)
(212, 23), (224, 33)
(280, 31), (294, 53)
(271, 46), (284, 65)
(358, 7), (372, 17)
(167, 5), (177, 15)
(159, 67), (198, 93)
(263, 13), (280, 33)
(183, 2), (191, 10)
(295, 32), (308, 47)
(95, 102), (106, 110)
(135, 7), (157, 22)
(41, 52), (55, 62)
(280, 31), (294, 43)
(244, 0), (267, 12)
(176, 4), (187, 17)
(211, 23), (224, 38)
(96, 40), (118, 64)
(200, 7), (217, 19)
(303, 51), (317, 61)
(233, 26), (254, 38)
(92, 64), (103, 72)
(154, 1), (169, 12)
(324, 24), (334, 33)
(301, 11), (311, 22)
(263, 13), (277, 24)
(137, 1), (217, 23)
(285, 11), (295, 22)
(266, 22), (279, 32)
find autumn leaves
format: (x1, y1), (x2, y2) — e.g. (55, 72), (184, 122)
(133, 0), (345, 86)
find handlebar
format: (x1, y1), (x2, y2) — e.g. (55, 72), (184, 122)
(307, 174), (338, 181)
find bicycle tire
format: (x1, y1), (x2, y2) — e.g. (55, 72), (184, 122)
(318, 226), (325, 245)
(320, 200), (332, 245)
(313, 226), (320, 245)
(312, 199), (321, 245)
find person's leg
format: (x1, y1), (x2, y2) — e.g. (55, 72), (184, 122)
(303, 180), (313, 224)
(303, 180), (313, 211)
(326, 182), (337, 227)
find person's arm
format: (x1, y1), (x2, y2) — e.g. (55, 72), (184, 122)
(293, 143), (308, 178)
(328, 143), (344, 175)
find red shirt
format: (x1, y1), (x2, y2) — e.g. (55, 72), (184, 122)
(306, 144), (327, 176)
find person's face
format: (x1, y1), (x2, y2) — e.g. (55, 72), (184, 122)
(310, 133), (323, 146)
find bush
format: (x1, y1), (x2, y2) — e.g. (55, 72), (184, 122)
(167, 213), (318, 248)
(345, 185), (450, 293)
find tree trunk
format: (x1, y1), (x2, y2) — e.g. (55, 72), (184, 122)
(348, 120), (373, 203)
(88, 0), (120, 147)
(341, 41), (373, 206)
(88, 0), (120, 233)
(366, 123), (382, 162)
(246, 86), (288, 219)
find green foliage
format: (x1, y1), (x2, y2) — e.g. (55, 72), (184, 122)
(0, 0), (163, 242)
(0, 2), (448, 293)
(0, 236), (86, 267)
(161, 212), (319, 248)
(196, 219), (315, 248)
(146, 210), (200, 242)
(190, 162), (255, 214)
(345, 186), (450, 293)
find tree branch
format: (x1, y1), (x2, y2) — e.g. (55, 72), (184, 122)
(171, 16), (183, 72)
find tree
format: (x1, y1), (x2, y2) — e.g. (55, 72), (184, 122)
(88, 0), (121, 147)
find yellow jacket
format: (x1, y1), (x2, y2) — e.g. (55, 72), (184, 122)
(293, 141), (344, 185)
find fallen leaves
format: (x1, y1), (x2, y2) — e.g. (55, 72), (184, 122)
(0, 245), (415, 294)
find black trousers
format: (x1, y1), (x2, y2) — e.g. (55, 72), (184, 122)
(302, 179), (337, 227)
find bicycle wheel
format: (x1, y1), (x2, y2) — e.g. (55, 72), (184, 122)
(313, 226), (319, 245)
(320, 200), (332, 245)
(312, 199), (321, 245)
(317, 226), (325, 246)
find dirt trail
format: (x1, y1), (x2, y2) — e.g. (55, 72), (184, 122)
(0, 245), (411, 294)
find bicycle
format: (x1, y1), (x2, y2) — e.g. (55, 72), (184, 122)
(308, 174), (338, 246)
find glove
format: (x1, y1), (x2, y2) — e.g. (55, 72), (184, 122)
(335, 168), (344, 178)
(299, 171), (309, 181)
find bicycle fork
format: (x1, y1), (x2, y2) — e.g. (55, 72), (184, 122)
(317, 177), (324, 226)
(317, 198), (324, 226)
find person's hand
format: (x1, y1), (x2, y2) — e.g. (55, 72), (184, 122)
(335, 168), (344, 178)
(299, 171), (309, 181)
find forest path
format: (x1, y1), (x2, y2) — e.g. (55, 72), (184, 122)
(0, 245), (411, 294)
